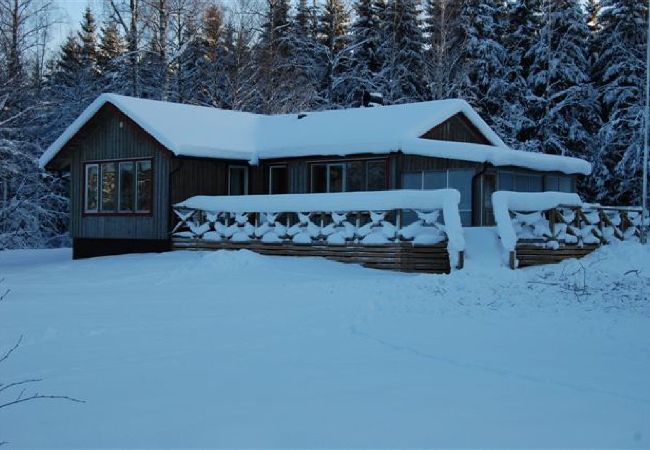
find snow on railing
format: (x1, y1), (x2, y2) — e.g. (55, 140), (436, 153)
(172, 190), (465, 268)
(492, 191), (643, 268)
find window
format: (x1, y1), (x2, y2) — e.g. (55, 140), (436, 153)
(100, 162), (117, 212)
(119, 162), (135, 212)
(229, 166), (248, 195)
(310, 160), (388, 193)
(84, 159), (152, 214)
(269, 166), (288, 194)
(137, 160), (152, 211)
(499, 171), (543, 192)
(401, 169), (473, 226)
(544, 174), (574, 193)
(85, 164), (99, 212)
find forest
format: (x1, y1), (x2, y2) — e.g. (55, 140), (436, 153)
(0, 0), (647, 248)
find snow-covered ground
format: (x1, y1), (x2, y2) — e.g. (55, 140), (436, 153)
(0, 229), (649, 448)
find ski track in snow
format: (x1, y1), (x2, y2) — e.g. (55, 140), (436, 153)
(0, 235), (649, 448)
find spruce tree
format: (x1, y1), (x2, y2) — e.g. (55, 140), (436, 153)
(317, 0), (349, 107)
(527, 0), (598, 159)
(379, 0), (427, 104)
(97, 20), (127, 94)
(423, 0), (463, 99)
(592, 0), (648, 204)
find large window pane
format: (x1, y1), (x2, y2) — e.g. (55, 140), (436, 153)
(85, 164), (99, 212)
(100, 162), (116, 212)
(423, 170), (446, 190)
(544, 175), (559, 191)
(269, 166), (288, 194)
(558, 176), (573, 193)
(402, 172), (422, 189)
(367, 160), (387, 191)
(529, 175), (543, 192)
(499, 171), (513, 191)
(346, 161), (364, 192)
(311, 164), (327, 193)
(448, 169), (473, 211)
(329, 164), (344, 192)
(137, 160), (152, 211)
(119, 162), (135, 212)
(228, 166), (247, 195)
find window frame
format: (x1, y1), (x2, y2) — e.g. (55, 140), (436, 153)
(308, 158), (389, 193)
(268, 165), (289, 194)
(82, 157), (154, 217)
(228, 165), (249, 195)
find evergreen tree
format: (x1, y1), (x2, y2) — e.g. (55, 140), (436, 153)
(455, 0), (509, 129)
(97, 20), (127, 93)
(592, 0), (648, 204)
(423, 0), (463, 99)
(379, 0), (427, 104)
(339, 0), (385, 106)
(317, 0), (349, 107)
(527, 0), (598, 159)
(78, 7), (98, 69)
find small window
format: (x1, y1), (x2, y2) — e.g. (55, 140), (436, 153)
(423, 170), (447, 190)
(100, 162), (117, 212)
(311, 164), (327, 193)
(498, 171), (514, 191)
(136, 160), (152, 212)
(229, 166), (248, 195)
(347, 161), (364, 192)
(269, 166), (288, 194)
(310, 163), (345, 193)
(85, 164), (99, 212)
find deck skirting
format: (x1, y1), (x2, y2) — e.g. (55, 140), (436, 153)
(171, 238), (457, 273)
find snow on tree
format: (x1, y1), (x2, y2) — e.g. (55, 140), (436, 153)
(423, 0), (463, 100)
(378, 0), (427, 104)
(454, 0), (510, 136)
(526, 0), (598, 161)
(316, 0), (349, 107)
(592, 0), (649, 204)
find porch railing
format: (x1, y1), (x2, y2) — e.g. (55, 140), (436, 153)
(492, 191), (643, 269)
(171, 190), (466, 271)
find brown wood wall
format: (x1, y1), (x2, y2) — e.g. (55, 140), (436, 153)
(67, 106), (171, 240)
(420, 113), (491, 145)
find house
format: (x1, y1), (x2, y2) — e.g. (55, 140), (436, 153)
(40, 93), (591, 260)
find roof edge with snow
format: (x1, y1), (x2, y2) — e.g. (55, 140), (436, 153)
(39, 94), (592, 176)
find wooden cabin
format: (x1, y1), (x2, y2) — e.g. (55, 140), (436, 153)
(40, 94), (591, 259)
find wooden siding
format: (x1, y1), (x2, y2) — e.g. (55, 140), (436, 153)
(420, 113), (492, 145)
(67, 105), (171, 240)
(169, 157), (231, 204)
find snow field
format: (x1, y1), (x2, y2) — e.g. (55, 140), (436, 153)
(0, 233), (649, 447)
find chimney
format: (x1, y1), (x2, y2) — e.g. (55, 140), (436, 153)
(362, 91), (384, 107)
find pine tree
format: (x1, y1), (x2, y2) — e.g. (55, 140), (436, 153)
(527, 0), (598, 159)
(455, 0), (509, 126)
(503, 0), (543, 149)
(423, 0), (463, 99)
(78, 7), (98, 69)
(379, 0), (427, 104)
(97, 20), (127, 93)
(317, 0), (349, 107)
(339, 0), (385, 106)
(592, 0), (648, 204)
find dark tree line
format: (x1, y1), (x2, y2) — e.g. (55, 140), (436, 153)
(0, 0), (648, 248)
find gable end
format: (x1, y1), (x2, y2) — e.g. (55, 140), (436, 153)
(420, 112), (492, 145)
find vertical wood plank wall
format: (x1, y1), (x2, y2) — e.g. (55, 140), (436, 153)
(68, 107), (171, 240)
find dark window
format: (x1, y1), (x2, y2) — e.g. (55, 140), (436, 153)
(366, 160), (387, 191)
(136, 160), (152, 212)
(310, 160), (388, 193)
(85, 164), (99, 212)
(500, 171), (543, 193)
(84, 159), (152, 214)
(401, 169), (473, 226)
(119, 162), (135, 212)
(229, 166), (248, 195)
(100, 162), (117, 212)
(269, 166), (289, 194)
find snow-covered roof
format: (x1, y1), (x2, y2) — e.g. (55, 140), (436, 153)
(39, 93), (591, 175)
